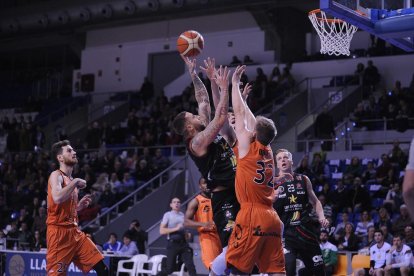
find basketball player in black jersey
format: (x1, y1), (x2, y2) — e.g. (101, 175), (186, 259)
(273, 149), (329, 276)
(172, 57), (239, 273)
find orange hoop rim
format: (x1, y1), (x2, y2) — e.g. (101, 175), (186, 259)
(308, 9), (344, 23)
(309, 9), (366, 23)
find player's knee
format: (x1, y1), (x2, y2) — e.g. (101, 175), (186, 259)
(93, 260), (109, 276)
(400, 266), (409, 273)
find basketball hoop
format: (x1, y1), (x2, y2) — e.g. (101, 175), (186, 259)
(308, 9), (358, 56)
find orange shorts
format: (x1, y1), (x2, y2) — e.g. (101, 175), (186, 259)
(199, 230), (222, 269)
(226, 203), (285, 274)
(46, 225), (103, 275)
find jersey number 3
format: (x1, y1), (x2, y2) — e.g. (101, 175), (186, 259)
(254, 161), (273, 187)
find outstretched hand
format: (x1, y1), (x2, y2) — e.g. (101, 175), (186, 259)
(213, 65), (231, 91)
(181, 55), (196, 75)
(232, 65), (246, 85)
(200, 57), (216, 80)
(241, 82), (252, 102)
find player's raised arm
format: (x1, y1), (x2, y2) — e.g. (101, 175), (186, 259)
(191, 66), (230, 155)
(241, 82), (257, 132)
(182, 56), (211, 126)
(201, 57), (236, 146)
(231, 65), (252, 158)
(304, 175), (329, 228)
(49, 171), (86, 204)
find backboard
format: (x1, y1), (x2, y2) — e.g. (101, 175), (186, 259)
(320, 0), (414, 51)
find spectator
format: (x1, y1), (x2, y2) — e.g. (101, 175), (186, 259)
(376, 154), (395, 187)
(388, 140), (407, 169)
(243, 55), (254, 64)
(121, 172), (136, 193)
(18, 222), (33, 250)
(311, 153), (330, 185)
(98, 184), (116, 212)
(32, 207), (47, 237)
(355, 210), (375, 239)
(230, 56), (241, 66)
(404, 226), (414, 250)
(30, 230), (45, 251)
(337, 223), (359, 251)
(318, 194), (333, 221)
(384, 235), (413, 276)
(392, 205), (412, 235)
(294, 155), (314, 181)
(103, 233), (122, 253)
(360, 225), (376, 249)
(344, 157), (363, 180)
(140, 77), (154, 102)
(334, 212), (353, 241)
(363, 60), (381, 92)
(329, 180), (349, 214)
(314, 107), (336, 151)
(375, 207), (392, 233)
(125, 219), (148, 254)
(348, 177), (372, 212)
(319, 230), (338, 276)
(380, 225), (394, 245)
(362, 161), (377, 184)
(384, 183), (403, 213)
(135, 160), (154, 185)
(117, 233), (138, 256)
(152, 148), (171, 174)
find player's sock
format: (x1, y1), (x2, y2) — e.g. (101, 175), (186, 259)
(93, 260), (109, 276)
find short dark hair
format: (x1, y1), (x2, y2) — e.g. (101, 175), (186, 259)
(109, 232), (118, 239)
(51, 140), (71, 162)
(255, 116), (277, 145)
(132, 219), (140, 227)
(172, 111), (187, 136)
(123, 232), (131, 239)
(374, 229), (383, 236)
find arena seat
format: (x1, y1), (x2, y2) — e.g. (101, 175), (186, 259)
(333, 254), (348, 276)
(351, 254), (370, 270)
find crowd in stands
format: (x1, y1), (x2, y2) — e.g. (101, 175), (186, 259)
(295, 143), (414, 255)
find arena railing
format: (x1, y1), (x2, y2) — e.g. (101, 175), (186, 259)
(80, 156), (187, 231)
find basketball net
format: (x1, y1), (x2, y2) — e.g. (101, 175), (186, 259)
(308, 9), (358, 56)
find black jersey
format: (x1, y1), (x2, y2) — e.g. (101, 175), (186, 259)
(187, 135), (236, 190)
(273, 173), (314, 230)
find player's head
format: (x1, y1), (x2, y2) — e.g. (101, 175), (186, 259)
(254, 116), (277, 146)
(392, 234), (403, 249)
(319, 230), (329, 243)
(198, 177), (210, 196)
(172, 111), (205, 138)
(275, 149), (293, 173)
(51, 140), (77, 166)
(170, 197), (181, 211)
(374, 229), (384, 243)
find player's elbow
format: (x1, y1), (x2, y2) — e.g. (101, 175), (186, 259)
(52, 194), (63, 204)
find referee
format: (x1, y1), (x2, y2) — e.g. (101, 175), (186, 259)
(159, 197), (197, 276)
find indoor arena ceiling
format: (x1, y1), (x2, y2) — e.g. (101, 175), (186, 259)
(0, 0), (318, 39)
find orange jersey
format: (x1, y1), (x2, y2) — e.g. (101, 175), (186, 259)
(46, 170), (78, 226)
(235, 140), (274, 206)
(194, 194), (215, 233)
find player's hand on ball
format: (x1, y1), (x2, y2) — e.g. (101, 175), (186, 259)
(74, 178), (87, 189)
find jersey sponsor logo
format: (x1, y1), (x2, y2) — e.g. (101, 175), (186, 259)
(224, 220), (235, 232)
(278, 193), (287, 198)
(312, 255), (324, 266)
(202, 205), (210, 213)
(252, 225), (280, 237)
(232, 224), (243, 248)
(290, 211), (301, 226)
(288, 194), (297, 204)
(297, 190), (305, 195)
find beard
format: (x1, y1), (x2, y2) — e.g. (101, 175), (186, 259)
(64, 156), (78, 166)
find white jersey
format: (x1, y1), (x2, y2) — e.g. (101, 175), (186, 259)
(386, 244), (413, 268)
(370, 242), (392, 269)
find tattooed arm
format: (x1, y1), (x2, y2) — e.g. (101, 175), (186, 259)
(191, 66), (231, 156)
(183, 57), (211, 126)
(200, 57), (236, 146)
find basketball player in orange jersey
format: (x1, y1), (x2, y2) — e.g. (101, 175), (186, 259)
(46, 140), (108, 275)
(185, 177), (222, 270)
(225, 65), (285, 275)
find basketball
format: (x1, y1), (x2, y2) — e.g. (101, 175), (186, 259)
(176, 30), (204, 57)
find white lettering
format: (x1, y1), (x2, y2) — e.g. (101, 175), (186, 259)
(30, 258), (47, 271)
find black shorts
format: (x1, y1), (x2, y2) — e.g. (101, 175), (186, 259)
(211, 188), (240, 247)
(284, 226), (324, 272)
